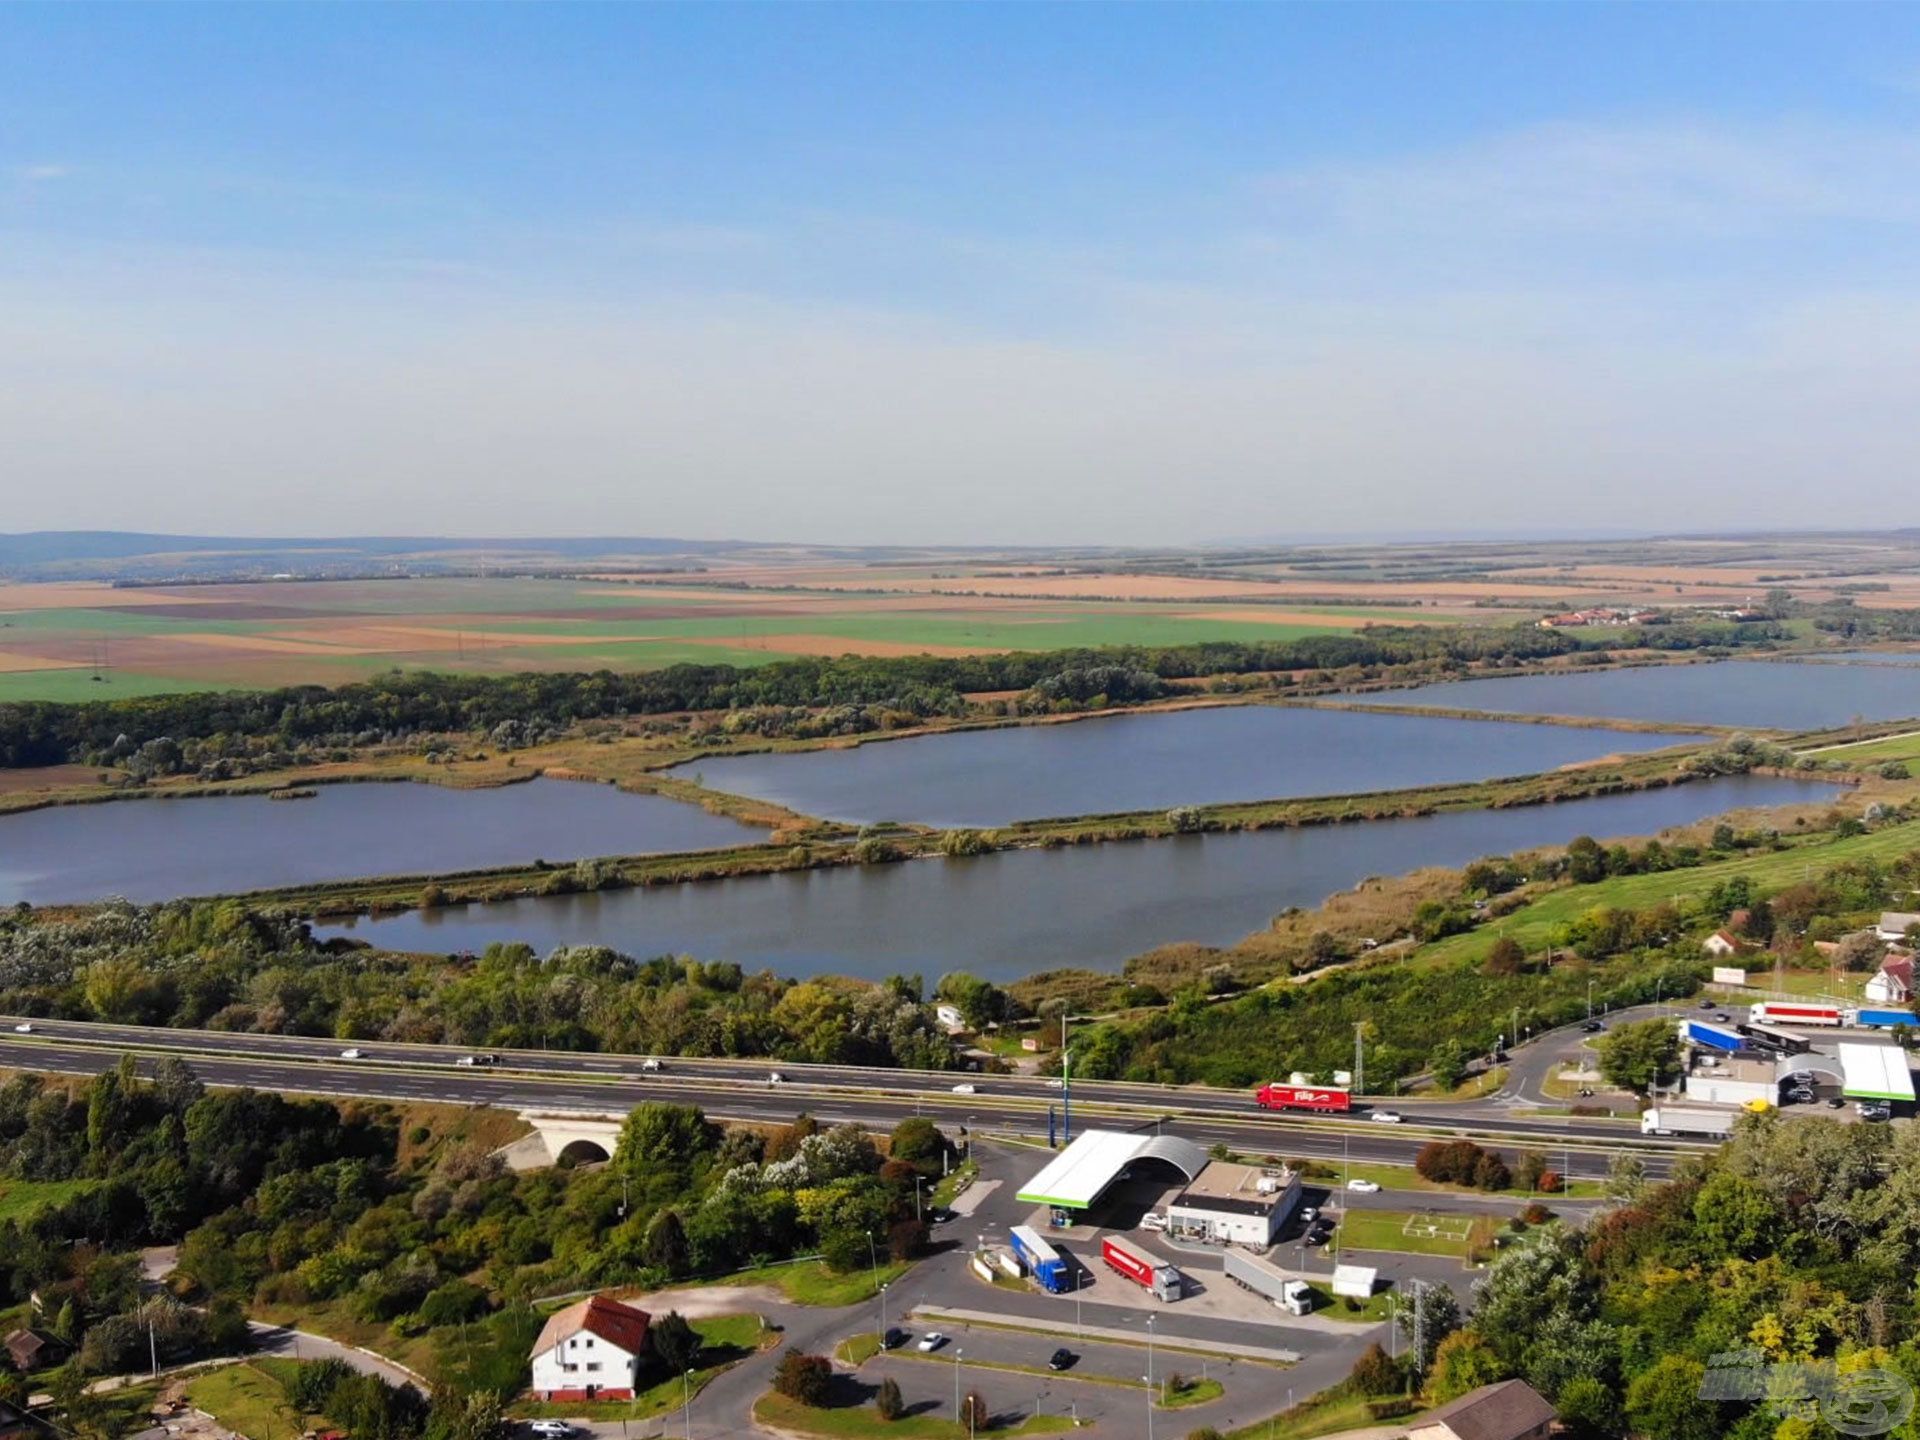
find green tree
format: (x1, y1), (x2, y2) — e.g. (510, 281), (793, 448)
(772, 1350), (831, 1407)
(1348, 1342), (1402, 1397)
(1594, 1018), (1680, 1094)
(874, 1376), (904, 1421)
(1426, 1329), (1505, 1404)
(887, 1117), (946, 1174)
(617, 1103), (718, 1179)
(1625, 1356), (1717, 1440)
(643, 1209), (690, 1278)
(649, 1312), (700, 1376)
(1427, 1040), (1469, 1092)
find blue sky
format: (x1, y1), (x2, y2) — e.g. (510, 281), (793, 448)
(6, 5), (1920, 544)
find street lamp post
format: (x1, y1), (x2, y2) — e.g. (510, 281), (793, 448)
(681, 1369), (693, 1440)
(954, 1348), (964, 1423)
(879, 1282), (889, 1348)
(1587, 980), (1596, 1022)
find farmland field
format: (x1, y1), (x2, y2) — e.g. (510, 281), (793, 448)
(0, 576), (1435, 702)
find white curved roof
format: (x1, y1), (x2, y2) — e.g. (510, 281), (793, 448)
(1016, 1129), (1210, 1211)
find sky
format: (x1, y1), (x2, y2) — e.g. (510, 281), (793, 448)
(6, 4), (1920, 547)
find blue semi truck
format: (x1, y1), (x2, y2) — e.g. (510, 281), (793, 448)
(1010, 1224), (1070, 1293)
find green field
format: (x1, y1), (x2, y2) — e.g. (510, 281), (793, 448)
(1337, 1209), (1482, 1259)
(691, 1258), (910, 1307)
(186, 1360), (332, 1440)
(753, 1392), (1073, 1439)
(1808, 730), (1920, 766)
(0, 1178), (100, 1222)
(1419, 817), (1920, 969)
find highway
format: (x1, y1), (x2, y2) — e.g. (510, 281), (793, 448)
(0, 1012), (1701, 1179)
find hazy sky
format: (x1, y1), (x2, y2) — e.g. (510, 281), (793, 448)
(7, 5), (1920, 546)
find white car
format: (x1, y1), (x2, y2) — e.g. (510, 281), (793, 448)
(951, 1083), (977, 1095)
(1140, 1213), (1167, 1231)
(1370, 1110), (1403, 1124)
(339, 1048), (365, 1060)
(641, 1057), (663, 1071)
(769, 1071), (785, 1085)
(1346, 1178), (1381, 1194)
(11, 1022), (32, 1034)
(917, 1331), (947, 1352)
(528, 1423), (573, 1439)
(1299, 1206), (1318, 1224)
(1045, 1078), (1065, 1089)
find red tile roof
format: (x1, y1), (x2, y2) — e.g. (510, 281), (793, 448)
(532, 1295), (651, 1360)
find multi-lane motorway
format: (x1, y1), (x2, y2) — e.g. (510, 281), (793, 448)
(0, 1012), (1701, 1179)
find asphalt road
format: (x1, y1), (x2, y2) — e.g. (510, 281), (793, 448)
(0, 1013), (1706, 1178)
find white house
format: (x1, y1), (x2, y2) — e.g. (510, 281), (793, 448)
(1702, 931), (1743, 959)
(1879, 913), (1920, 945)
(935, 1004), (967, 1032)
(529, 1295), (651, 1402)
(1867, 956), (1915, 1006)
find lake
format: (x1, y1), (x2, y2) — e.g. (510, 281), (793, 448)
(669, 706), (1714, 827)
(1345, 660), (1920, 730)
(0, 779), (766, 906)
(317, 775), (1834, 979)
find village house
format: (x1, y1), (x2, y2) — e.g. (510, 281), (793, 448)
(2, 1329), (66, 1374)
(1879, 912), (1920, 945)
(1867, 955), (1916, 1006)
(528, 1295), (651, 1402)
(1406, 1379), (1556, 1440)
(1702, 930), (1744, 959)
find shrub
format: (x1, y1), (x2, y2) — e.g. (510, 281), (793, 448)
(961, 1392), (990, 1430)
(1349, 1342), (1401, 1396)
(875, 1376), (904, 1421)
(773, 1351), (831, 1407)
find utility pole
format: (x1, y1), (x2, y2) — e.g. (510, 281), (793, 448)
(1144, 1313), (1157, 1440)
(149, 1320), (158, 1378)
(954, 1348), (964, 1422)
(1412, 1280), (1425, 1378)
(682, 1369), (693, 1440)
(879, 1282), (889, 1348)
(1353, 1023), (1365, 1096)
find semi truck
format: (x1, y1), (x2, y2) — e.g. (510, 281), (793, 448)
(1224, 1249), (1313, 1315)
(1684, 1019), (1748, 1052)
(1641, 1106), (1738, 1139)
(1255, 1083), (1352, 1114)
(1855, 1009), (1920, 1030)
(1010, 1225), (1070, 1294)
(1100, 1235), (1182, 1302)
(1749, 1003), (1842, 1028)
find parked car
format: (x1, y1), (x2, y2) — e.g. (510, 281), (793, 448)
(1299, 1206), (1318, 1224)
(1346, 1178), (1381, 1193)
(641, 1057), (663, 1071)
(951, 1083), (977, 1094)
(918, 1332), (947, 1352)
(882, 1328), (908, 1350)
(1048, 1348), (1075, 1372)
(1370, 1110), (1403, 1124)
(339, 1048), (364, 1060)
(1140, 1212), (1166, 1231)
(11, 1022), (32, 1034)
(529, 1423), (573, 1439)
(1858, 1102), (1892, 1122)
(1827, 1097), (1848, 1109)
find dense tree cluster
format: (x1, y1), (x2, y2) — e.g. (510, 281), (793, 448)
(0, 619), (1784, 768)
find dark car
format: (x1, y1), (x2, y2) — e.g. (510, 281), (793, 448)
(882, 1328), (908, 1351)
(1699, 999), (1716, 1010)
(1580, 1021), (1604, 1033)
(1048, 1349), (1075, 1372)
(1828, 1097), (1847, 1109)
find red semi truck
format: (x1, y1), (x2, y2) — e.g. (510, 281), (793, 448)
(1101, 1235), (1182, 1302)
(1255, 1083), (1352, 1114)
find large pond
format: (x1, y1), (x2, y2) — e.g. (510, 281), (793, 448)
(318, 775), (1835, 980)
(1345, 660), (1920, 730)
(669, 706), (1713, 828)
(0, 779), (765, 906)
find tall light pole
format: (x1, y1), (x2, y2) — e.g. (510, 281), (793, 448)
(866, 1230), (878, 1288)
(1143, 1313), (1158, 1440)
(1353, 1022), (1365, 1096)
(682, 1368), (693, 1440)
(954, 1348), (964, 1422)
(1587, 980), (1596, 1023)
(879, 1282), (889, 1348)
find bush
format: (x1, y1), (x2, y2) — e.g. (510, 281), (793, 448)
(418, 1279), (490, 1328)
(1348, 1341), (1401, 1396)
(289, 1358), (353, 1414)
(875, 1377), (904, 1421)
(961, 1392), (990, 1430)
(773, 1351), (831, 1407)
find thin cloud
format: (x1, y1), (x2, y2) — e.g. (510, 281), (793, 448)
(16, 163), (68, 182)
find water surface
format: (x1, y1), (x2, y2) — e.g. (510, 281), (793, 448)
(0, 779), (764, 905)
(1345, 661), (1920, 730)
(318, 775), (1834, 979)
(672, 706), (1713, 827)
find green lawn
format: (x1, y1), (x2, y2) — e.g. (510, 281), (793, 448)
(1803, 731), (1920, 766)
(1318, 1157), (1604, 1201)
(1156, 1376), (1225, 1409)
(1223, 1389), (1428, 1440)
(186, 1362), (329, 1440)
(753, 1392), (1073, 1439)
(0, 1178), (100, 1222)
(693, 1258), (911, 1307)
(1419, 818), (1920, 968)
(0, 670), (237, 703)
(511, 1313), (768, 1421)
(1303, 1286), (1398, 1323)
(1337, 1209), (1484, 1260)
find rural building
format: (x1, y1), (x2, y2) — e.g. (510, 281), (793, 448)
(1331, 1263), (1377, 1299)
(1703, 930), (1744, 958)
(1015, 1129), (1209, 1223)
(1867, 956), (1915, 1005)
(1165, 1161), (1301, 1246)
(1406, 1379), (1556, 1440)
(529, 1294), (651, 1402)
(934, 1004), (967, 1032)
(1879, 913), (1920, 944)
(1685, 1056), (1780, 1108)
(3, 1329), (65, 1373)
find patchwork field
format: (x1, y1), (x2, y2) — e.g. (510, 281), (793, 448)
(0, 576), (1431, 701)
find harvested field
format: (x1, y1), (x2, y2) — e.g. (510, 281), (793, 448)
(0, 573), (1436, 701)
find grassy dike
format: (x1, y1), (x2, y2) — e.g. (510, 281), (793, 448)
(228, 738), (1757, 919)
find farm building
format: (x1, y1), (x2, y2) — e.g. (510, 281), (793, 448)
(1165, 1161), (1301, 1246)
(1406, 1379), (1556, 1440)
(1879, 913), (1920, 944)
(3, 1329), (66, 1373)
(1702, 930), (1744, 958)
(529, 1294), (651, 1402)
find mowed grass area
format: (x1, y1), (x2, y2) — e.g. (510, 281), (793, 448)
(1418, 817), (1920, 969)
(0, 1177), (99, 1222)
(0, 576), (1429, 702)
(1809, 730), (1920, 766)
(753, 1391), (1074, 1439)
(186, 1359), (335, 1440)
(692, 1258), (911, 1307)
(1337, 1209), (1484, 1259)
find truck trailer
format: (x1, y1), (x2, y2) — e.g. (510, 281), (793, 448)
(1641, 1106), (1738, 1139)
(1010, 1225), (1070, 1294)
(1100, 1235), (1182, 1302)
(1255, 1083), (1352, 1114)
(1224, 1249), (1313, 1315)
(1749, 1003), (1842, 1028)
(1684, 1019), (1748, 1052)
